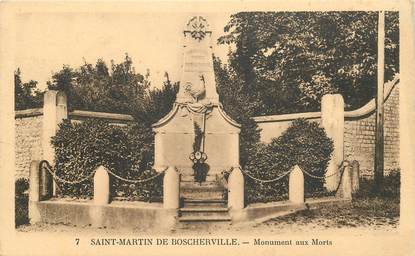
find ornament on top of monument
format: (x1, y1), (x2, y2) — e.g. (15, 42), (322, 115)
(185, 16), (210, 41)
(176, 16), (220, 107)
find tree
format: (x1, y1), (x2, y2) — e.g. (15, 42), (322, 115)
(47, 55), (179, 128)
(47, 54), (149, 114)
(214, 56), (261, 167)
(133, 72), (179, 126)
(14, 69), (44, 110)
(218, 12), (399, 115)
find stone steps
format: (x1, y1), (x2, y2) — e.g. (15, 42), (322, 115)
(180, 181), (219, 188)
(183, 199), (227, 208)
(180, 206), (229, 218)
(180, 207), (228, 212)
(180, 177), (226, 199)
(178, 215), (231, 222)
(181, 174), (218, 182)
(181, 185), (225, 200)
(178, 179), (230, 223)
(181, 183), (223, 189)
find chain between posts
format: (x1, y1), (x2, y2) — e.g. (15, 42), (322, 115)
(300, 163), (345, 180)
(40, 160), (166, 185)
(241, 168), (293, 183)
(106, 168), (166, 183)
(231, 162), (345, 183)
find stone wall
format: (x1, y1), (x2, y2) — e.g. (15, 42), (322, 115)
(16, 80), (399, 179)
(254, 112), (321, 143)
(344, 84), (400, 176)
(69, 110), (134, 126)
(15, 101), (134, 179)
(15, 109), (44, 179)
(254, 80), (400, 177)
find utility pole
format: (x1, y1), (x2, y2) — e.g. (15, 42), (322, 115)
(374, 10), (385, 194)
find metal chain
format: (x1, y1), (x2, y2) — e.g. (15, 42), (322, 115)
(41, 161), (166, 185)
(105, 168), (166, 183)
(300, 164), (345, 180)
(43, 163), (96, 185)
(237, 161), (345, 183)
(241, 168), (292, 183)
(41, 159), (345, 185)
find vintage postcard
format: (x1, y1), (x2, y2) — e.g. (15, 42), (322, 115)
(0, 0), (414, 255)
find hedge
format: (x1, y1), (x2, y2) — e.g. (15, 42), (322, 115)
(51, 119), (162, 201)
(244, 119), (334, 203)
(15, 178), (29, 227)
(51, 118), (333, 203)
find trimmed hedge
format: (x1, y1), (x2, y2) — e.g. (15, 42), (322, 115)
(244, 119), (334, 203)
(51, 119), (162, 201)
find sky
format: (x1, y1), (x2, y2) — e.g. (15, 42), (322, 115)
(14, 11), (232, 90)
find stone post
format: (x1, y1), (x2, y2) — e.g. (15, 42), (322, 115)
(351, 160), (360, 193)
(289, 165), (304, 204)
(321, 94), (344, 191)
(228, 167), (244, 210)
(29, 161), (40, 203)
(336, 161), (352, 199)
(29, 160), (41, 223)
(39, 163), (53, 200)
(163, 166), (180, 209)
(42, 90), (68, 196)
(232, 133), (240, 167)
(93, 166), (110, 205)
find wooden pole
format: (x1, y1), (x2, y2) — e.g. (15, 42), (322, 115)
(374, 11), (385, 193)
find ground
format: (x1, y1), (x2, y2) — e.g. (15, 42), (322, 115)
(16, 196), (399, 235)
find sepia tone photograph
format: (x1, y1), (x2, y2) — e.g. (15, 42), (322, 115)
(1, 1), (414, 255)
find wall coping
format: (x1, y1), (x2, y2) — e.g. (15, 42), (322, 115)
(15, 108), (43, 118)
(253, 74), (399, 123)
(344, 76), (399, 119)
(253, 111), (321, 123)
(69, 110), (134, 122)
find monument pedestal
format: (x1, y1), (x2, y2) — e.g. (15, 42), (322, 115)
(152, 16), (242, 221)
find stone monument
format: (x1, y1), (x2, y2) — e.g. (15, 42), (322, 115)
(152, 16), (241, 221)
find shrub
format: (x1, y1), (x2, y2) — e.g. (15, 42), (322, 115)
(383, 169), (400, 198)
(51, 119), (162, 201)
(244, 119), (334, 203)
(15, 178), (29, 227)
(355, 169), (400, 199)
(15, 177), (29, 196)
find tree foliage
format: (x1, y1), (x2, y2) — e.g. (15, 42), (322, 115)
(133, 73), (179, 126)
(14, 69), (44, 110)
(47, 54), (149, 114)
(218, 11), (399, 114)
(214, 56), (261, 167)
(46, 55), (178, 127)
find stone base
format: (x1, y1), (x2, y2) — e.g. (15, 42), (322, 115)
(231, 197), (351, 225)
(29, 199), (177, 231)
(28, 197), (351, 230)
(230, 201), (306, 224)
